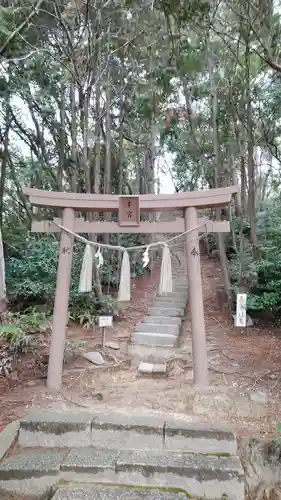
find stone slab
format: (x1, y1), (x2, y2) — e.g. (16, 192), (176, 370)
(0, 451), (67, 480)
(0, 476), (56, 500)
(138, 362), (153, 374)
(164, 420), (237, 455)
(91, 412), (164, 450)
(19, 410), (93, 448)
(138, 362), (167, 375)
(116, 450), (242, 479)
(61, 447), (118, 473)
(0, 420), (19, 461)
(52, 486), (187, 499)
(152, 363), (167, 374)
(116, 451), (244, 499)
(142, 316), (182, 326)
(83, 351), (106, 365)
(132, 332), (178, 347)
(135, 323), (180, 335)
(148, 308), (184, 318)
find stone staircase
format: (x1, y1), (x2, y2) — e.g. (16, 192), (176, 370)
(130, 237), (188, 369)
(0, 409), (245, 499)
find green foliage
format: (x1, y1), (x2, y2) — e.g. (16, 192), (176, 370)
(5, 234), (142, 324)
(228, 200), (281, 317)
(273, 423), (281, 443)
(0, 309), (49, 353)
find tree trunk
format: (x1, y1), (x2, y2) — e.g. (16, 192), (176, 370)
(209, 48), (233, 313)
(245, 15), (258, 247)
(58, 84), (65, 190)
(70, 85), (78, 192)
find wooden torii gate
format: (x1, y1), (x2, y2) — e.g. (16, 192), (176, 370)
(23, 185), (239, 391)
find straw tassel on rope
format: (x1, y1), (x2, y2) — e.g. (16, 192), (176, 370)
(159, 243), (173, 295)
(118, 250), (131, 302)
(79, 244), (93, 292)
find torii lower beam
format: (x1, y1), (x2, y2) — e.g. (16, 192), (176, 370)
(30, 218), (230, 234)
(23, 186), (239, 392)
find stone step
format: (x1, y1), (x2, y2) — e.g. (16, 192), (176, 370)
(157, 292), (187, 299)
(18, 410), (238, 455)
(154, 300), (186, 309)
(174, 287), (187, 293)
(0, 448), (244, 500)
(155, 295), (187, 304)
(148, 307), (184, 317)
(135, 323), (180, 335)
(132, 332), (178, 347)
(142, 316), (182, 326)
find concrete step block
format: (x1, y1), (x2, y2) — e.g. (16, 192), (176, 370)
(19, 410), (93, 448)
(164, 418), (237, 455)
(115, 450), (244, 499)
(0, 450), (67, 480)
(148, 307), (184, 317)
(90, 413), (165, 450)
(136, 323), (180, 335)
(132, 332), (178, 347)
(143, 316), (182, 326)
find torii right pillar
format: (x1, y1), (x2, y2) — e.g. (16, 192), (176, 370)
(184, 206), (209, 387)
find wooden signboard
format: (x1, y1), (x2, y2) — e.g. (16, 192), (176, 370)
(118, 196), (140, 227)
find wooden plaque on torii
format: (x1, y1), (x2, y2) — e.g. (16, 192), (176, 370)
(118, 195), (140, 227)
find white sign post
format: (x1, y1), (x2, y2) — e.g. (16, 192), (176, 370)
(98, 316), (113, 347)
(235, 293), (247, 327)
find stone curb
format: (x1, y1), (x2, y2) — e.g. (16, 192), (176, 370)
(0, 420), (20, 461)
(52, 486), (188, 500)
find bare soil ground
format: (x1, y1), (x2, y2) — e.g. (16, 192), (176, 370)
(1, 256), (281, 440)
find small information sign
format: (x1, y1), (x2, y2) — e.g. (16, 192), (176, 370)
(98, 316), (113, 328)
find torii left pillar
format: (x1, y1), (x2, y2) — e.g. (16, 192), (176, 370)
(47, 208), (75, 391)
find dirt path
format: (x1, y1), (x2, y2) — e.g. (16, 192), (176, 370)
(1, 255), (281, 439)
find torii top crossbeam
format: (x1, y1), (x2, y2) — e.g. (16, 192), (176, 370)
(23, 185), (238, 211)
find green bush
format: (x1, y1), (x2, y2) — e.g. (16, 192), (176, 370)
(228, 199), (281, 317)
(5, 233), (146, 324)
(0, 310), (50, 353)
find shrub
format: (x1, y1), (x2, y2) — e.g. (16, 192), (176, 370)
(5, 233), (145, 324)
(228, 199), (281, 317)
